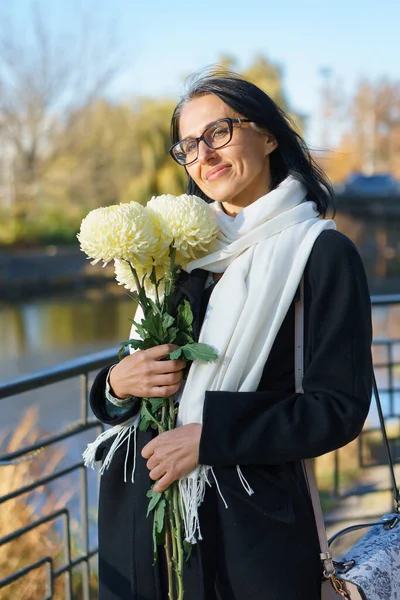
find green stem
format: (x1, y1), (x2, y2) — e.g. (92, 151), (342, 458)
(172, 481), (184, 600)
(160, 404), (166, 434)
(127, 261), (146, 311)
(169, 243), (176, 273)
(151, 263), (161, 310)
(167, 396), (184, 599)
(164, 244), (178, 315)
(142, 400), (162, 429)
(163, 400), (178, 598)
(164, 506), (174, 600)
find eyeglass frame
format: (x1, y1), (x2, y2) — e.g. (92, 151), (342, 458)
(169, 117), (252, 166)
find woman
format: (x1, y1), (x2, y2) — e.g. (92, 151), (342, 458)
(89, 70), (372, 599)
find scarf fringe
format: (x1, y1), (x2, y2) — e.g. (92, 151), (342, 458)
(83, 416), (138, 482)
(178, 466), (211, 544)
(179, 465), (256, 545)
(210, 467), (228, 509)
(236, 465), (254, 496)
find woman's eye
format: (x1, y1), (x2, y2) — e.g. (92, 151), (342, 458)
(184, 140), (197, 154)
(211, 126), (229, 139)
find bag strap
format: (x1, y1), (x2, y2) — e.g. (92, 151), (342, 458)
(294, 278), (400, 577)
(295, 279), (336, 576)
(372, 374), (400, 510)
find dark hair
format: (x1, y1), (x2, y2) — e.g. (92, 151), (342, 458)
(170, 69), (335, 217)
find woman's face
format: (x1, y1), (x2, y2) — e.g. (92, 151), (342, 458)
(178, 94), (277, 216)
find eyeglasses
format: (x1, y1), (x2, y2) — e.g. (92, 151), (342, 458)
(169, 117), (252, 166)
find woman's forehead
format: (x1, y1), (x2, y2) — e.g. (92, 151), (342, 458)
(179, 95), (237, 138)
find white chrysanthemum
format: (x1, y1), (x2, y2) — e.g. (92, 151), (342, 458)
(114, 259), (166, 298)
(147, 194), (219, 263)
(77, 202), (169, 266)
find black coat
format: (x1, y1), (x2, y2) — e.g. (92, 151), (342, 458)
(90, 230), (373, 600)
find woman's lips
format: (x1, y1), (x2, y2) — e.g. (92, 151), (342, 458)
(206, 165), (231, 181)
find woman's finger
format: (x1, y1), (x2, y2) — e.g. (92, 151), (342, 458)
(149, 383), (182, 397)
(142, 437), (156, 459)
(145, 453), (159, 471)
(149, 371), (183, 387)
(149, 464), (167, 482)
(150, 359), (187, 374)
(153, 473), (173, 493)
(144, 344), (180, 361)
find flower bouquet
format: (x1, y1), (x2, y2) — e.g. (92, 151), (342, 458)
(78, 194), (219, 599)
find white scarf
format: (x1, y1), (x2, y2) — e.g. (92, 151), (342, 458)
(84, 175), (336, 542)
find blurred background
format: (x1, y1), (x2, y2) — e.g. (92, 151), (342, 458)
(1, 0), (399, 378)
(0, 2), (399, 598)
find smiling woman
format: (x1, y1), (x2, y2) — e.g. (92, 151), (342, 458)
(89, 69), (373, 600)
(176, 96), (277, 215)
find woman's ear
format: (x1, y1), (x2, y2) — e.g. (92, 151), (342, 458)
(265, 135), (278, 155)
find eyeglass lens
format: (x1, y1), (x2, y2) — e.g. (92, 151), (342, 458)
(173, 119), (232, 165)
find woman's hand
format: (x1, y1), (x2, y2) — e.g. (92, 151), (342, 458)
(109, 344), (186, 400)
(141, 424), (202, 493)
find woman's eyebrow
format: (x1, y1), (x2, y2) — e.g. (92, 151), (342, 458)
(180, 118), (225, 140)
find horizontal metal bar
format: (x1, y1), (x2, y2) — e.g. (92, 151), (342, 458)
(0, 508), (69, 546)
(0, 556), (53, 589)
(0, 419), (102, 463)
(324, 512), (392, 526)
(0, 333), (398, 401)
(0, 461), (89, 504)
(53, 549), (99, 577)
(0, 347), (119, 399)
(338, 486), (394, 499)
(371, 294), (400, 306)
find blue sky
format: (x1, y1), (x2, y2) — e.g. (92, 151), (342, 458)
(6, 0), (400, 146)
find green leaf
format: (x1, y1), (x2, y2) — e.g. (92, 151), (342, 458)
(155, 498), (166, 534)
(162, 313), (175, 330)
(180, 343), (218, 362)
(128, 319), (149, 340)
(137, 281), (148, 308)
(177, 300), (194, 329)
(139, 414), (153, 432)
(167, 327), (178, 343)
(139, 404), (158, 432)
(149, 265), (157, 286)
(118, 337), (149, 360)
(148, 397), (166, 412)
(174, 331), (194, 346)
(183, 540), (193, 562)
(141, 337), (157, 350)
(118, 345), (127, 361)
(120, 338), (145, 351)
(147, 296), (162, 316)
(142, 313), (165, 344)
(140, 400), (161, 432)
(146, 489), (163, 517)
(169, 348), (182, 360)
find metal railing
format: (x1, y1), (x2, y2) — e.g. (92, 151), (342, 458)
(0, 295), (400, 597)
(0, 348), (119, 599)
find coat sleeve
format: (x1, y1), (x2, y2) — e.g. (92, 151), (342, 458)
(89, 365), (141, 425)
(198, 231), (373, 467)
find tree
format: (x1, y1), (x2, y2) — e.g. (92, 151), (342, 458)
(0, 5), (122, 243)
(318, 77), (400, 182)
(243, 56), (305, 132)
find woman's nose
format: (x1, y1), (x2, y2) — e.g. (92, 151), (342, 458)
(197, 140), (216, 164)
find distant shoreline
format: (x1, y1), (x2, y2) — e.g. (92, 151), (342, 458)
(1, 245), (399, 303)
(0, 246), (120, 303)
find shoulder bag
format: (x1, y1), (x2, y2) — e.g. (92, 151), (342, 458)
(295, 280), (400, 599)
